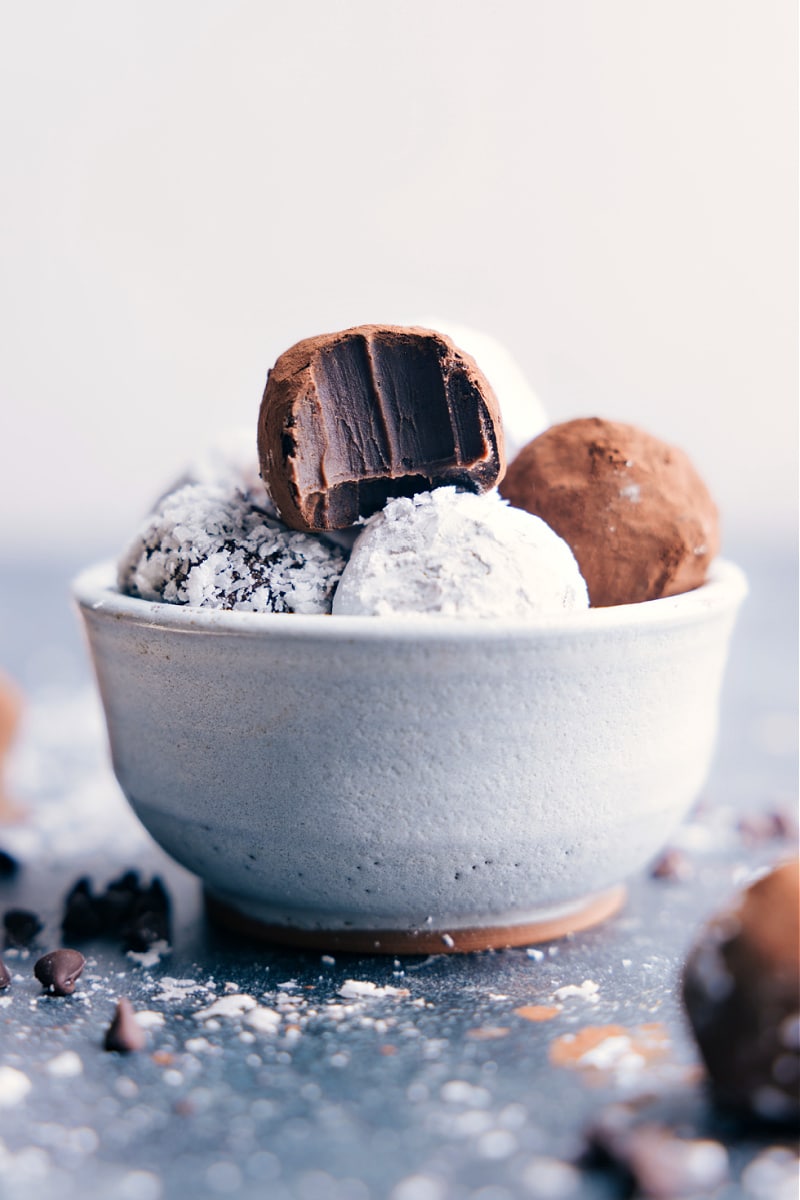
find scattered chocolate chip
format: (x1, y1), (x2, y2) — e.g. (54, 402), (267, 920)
(3, 908), (43, 949)
(587, 1106), (729, 1197)
(62, 877), (104, 940)
(0, 957), (10, 989)
(100, 869), (142, 931)
(650, 848), (692, 881)
(122, 877), (171, 951)
(61, 871), (171, 950)
(145, 877), (170, 912)
(737, 807), (798, 845)
(0, 849), (19, 879)
(625, 1127), (729, 1198)
(34, 948), (86, 996)
(107, 869), (140, 894)
(104, 997), (146, 1052)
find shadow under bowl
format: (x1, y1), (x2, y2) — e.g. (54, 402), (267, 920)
(73, 560), (746, 953)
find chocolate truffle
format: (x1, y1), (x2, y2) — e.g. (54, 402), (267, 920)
(682, 859), (800, 1123)
(499, 418), (719, 607)
(258, 325), (505, 532)
(118, 482), (346, 615)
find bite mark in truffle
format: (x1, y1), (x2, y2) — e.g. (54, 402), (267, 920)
(258, 325), (505, 531)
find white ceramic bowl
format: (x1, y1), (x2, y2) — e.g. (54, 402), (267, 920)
(74, 560), (746, 953)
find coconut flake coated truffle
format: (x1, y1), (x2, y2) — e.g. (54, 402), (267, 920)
(682, 859), (800, 1124)
(332, 487), (589, 618)
(156, 430), (360, 555)
(118, 483), (346, 615)
(499, 418), (720, 607)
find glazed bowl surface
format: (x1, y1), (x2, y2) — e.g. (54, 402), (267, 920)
(74, 560), (746, 951)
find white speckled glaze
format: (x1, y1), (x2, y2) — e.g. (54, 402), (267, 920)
(74, 561), (746, 937)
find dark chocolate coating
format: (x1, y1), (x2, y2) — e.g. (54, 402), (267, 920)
(499, 418), (719, 607)
(682, 859), (800, 1124)
(258, 325), (505, 531)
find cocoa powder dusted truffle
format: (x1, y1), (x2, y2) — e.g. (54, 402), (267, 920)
(499, 418), (719, 607)
(258, 325), (505, 532)
(682, 859), (800, 1124)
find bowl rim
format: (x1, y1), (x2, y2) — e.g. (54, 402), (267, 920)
(73, 558), (747, 643)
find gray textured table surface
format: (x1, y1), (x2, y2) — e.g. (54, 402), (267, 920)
(0, 539), (796, 1200)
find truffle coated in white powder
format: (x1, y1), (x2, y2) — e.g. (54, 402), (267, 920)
(332, 488), (589, 618)
(118, 483), (346, 615)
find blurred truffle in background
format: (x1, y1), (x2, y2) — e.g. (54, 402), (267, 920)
(682, 858), (800, 1125)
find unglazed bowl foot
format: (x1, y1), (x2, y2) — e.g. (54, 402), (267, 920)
(203, 885), (627, 954)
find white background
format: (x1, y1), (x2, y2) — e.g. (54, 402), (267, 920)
(0, 1), (796, 557)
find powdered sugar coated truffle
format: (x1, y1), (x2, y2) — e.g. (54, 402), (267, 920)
(332, 487), (589, 618)
(118, 483), (346, 615)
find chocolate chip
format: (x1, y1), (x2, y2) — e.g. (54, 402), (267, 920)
(0, 850), (18, 879)
(737, 808), (798, 845)
(650, 848), (692, 881)
(106, 869), (140, 894)
(3, 909), (43, 949)
(62, 878), (104, 940)
(104, 997), (146, 1052)
(100, 870), (142, 931)
(34, 948), (86, 996)
(0, 957), (10, 989)
(587, 1106), (729, 1196)
(61, 871), (171, 949)
(122, 877), (171, 951)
